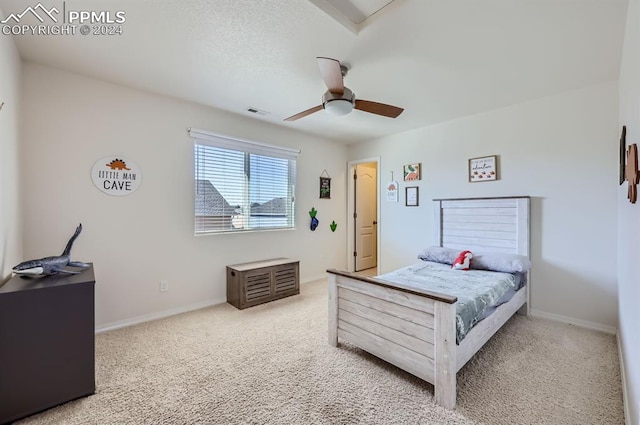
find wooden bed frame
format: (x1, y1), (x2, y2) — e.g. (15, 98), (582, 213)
(327, 196), (530, 409)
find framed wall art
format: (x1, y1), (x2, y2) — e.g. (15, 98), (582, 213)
(319, 177), (331, 199)
(620, 125), (627, 185)
(403, 163), (421, 181)
(469, 155), (498, 182)
(626, 143), (639, 204)
(405, 186), (419, 206)
(319, 169), (331, 199)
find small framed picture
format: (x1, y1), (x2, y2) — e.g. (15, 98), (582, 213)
(405, 186), (419, 206)
(469, 155), (498, 182)
(319, 177), (331, 199)
(403, 163), (421, 181)
(620, 126), (627, 185)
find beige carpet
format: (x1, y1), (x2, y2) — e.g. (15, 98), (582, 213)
(17, 279), (624, 425)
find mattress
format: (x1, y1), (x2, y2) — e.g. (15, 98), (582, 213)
(376, 261), (525, 343)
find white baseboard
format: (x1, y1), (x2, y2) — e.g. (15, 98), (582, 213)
(302, 274), (328, 284)
(617, 331), (633, 425)
(529, 309), (617, 335)
(96, 275), (328, 334)
(95, 296), (226, 334)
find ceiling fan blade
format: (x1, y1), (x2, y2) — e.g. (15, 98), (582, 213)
(355, 99), (404, 118)
(284, 105), (323, 122)
(317, 57), (344, 95)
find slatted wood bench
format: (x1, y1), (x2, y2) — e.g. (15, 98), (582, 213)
(226, 258), (299, 309)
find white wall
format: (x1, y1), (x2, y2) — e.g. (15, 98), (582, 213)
(21, 63), (348, 328)
(618, 0), (640, 422)
(0, 8), (22, 281)
(349, 82), (619, 331)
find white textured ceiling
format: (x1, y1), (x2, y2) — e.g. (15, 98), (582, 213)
(0, 0), (628, 144)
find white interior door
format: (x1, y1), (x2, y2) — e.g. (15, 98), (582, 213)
(355, 163), (377, 272)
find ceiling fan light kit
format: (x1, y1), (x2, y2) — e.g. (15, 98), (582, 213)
(284, 57), (404, 122)
(323, 88), (355, 116)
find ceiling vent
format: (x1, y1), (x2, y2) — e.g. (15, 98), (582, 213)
(245, 107), (270, 116)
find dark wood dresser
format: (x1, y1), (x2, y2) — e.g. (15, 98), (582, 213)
(0, 265), (95, 425)
(227, 258), (299, 309)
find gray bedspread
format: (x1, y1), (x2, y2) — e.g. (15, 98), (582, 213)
(376, 261), (523, 343)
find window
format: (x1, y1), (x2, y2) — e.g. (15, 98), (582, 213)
(190, 129), (299, 234)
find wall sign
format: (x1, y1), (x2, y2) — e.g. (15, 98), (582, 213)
(469, 155), (498, 182)
(319, 177), (331, 199)
(91, 156), (142, 196)
(386, 180), (399, 202)
(319, 169), (331, 199)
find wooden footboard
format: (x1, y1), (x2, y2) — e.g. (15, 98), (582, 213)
(327, 268), (528, 409)
(327, 270), (458, 408)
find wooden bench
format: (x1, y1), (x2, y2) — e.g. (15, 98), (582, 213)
(226, 258), (299, 309)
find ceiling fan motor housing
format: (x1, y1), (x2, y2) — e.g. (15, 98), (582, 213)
(323, 87), (355, 116)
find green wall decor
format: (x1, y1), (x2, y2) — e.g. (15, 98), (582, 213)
(330, 221), (337, 232)
(309, 207), (319, 231)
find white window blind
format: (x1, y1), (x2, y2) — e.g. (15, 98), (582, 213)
(190, 128), (299, 234)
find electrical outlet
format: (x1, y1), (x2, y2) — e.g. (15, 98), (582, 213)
(160, 280), (169, 292)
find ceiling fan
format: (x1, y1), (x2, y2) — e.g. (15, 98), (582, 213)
(284, 57), (404, 122)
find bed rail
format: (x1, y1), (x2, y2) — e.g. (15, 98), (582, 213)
(326, 269), (457, 304)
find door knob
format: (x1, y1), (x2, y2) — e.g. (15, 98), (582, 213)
(373, 221), (378, 225)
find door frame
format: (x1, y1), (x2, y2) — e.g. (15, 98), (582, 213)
(346, 157), (380, 273)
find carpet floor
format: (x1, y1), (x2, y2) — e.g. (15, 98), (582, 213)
(16, 279), (624, 424)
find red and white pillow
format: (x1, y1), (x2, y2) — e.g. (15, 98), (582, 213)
(451, 250), (473, 270)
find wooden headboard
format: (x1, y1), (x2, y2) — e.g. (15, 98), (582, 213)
(433, 197), (530, 257)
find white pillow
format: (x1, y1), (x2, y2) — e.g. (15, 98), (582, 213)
(471, 253), (531, 273)
(418, 247), (532, 273)
(417, 246), (460, 265)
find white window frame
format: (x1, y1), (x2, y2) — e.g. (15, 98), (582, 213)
(190, 128), (300, 235)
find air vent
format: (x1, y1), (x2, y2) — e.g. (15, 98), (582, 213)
(245, 107), (270, 116)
